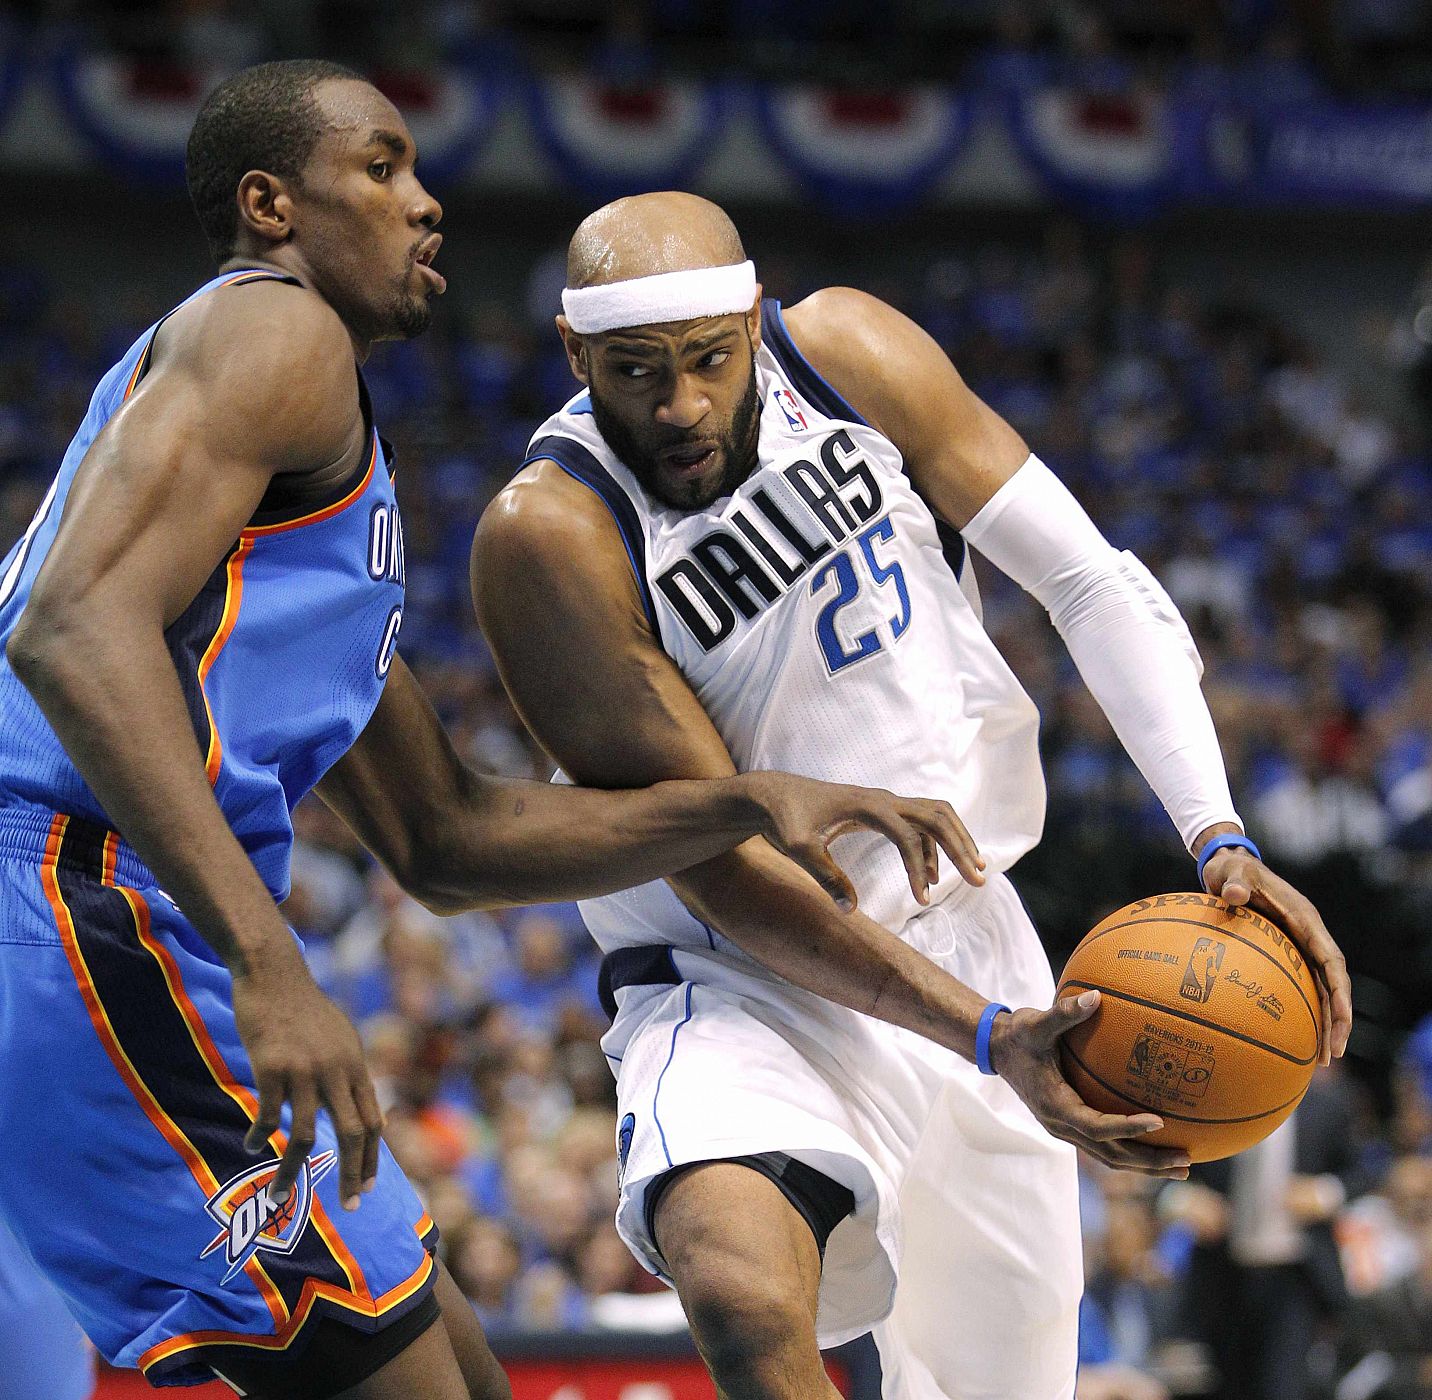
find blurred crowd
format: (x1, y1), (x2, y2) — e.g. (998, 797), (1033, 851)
(1, 210), (1429, 1396)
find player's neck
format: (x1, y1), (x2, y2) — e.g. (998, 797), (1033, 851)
(217, 253), (373, 364)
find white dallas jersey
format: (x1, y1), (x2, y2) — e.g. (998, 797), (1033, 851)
(526, 300), (1045, 955)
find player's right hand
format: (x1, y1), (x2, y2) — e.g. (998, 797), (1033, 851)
(740, 771), (986, 910)
(232, 964), (384, 1210)
(988, 990), (1193, 1179)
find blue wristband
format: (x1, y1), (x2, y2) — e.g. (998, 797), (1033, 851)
(1196, 833), (1262, 890)
(975, 1002), (1012, 1076)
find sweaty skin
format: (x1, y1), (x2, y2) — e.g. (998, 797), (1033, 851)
(474, 192), (1351, 1184)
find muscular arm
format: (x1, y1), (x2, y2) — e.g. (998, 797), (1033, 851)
(783, 286), (1350, 1058)
(473, 466), (999, 1058)
(317, 653), (923, 913)
(7, 281), (362, 982)
(6, 281), (388, 1204)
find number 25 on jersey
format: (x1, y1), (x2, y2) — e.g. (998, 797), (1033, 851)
(811, 515), (911, 675)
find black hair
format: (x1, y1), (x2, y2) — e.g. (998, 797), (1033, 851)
(185, 59), (362, 263)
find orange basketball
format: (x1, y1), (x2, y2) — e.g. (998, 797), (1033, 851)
(1055, 893), (1322, 1163)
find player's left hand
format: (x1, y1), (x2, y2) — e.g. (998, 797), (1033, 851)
(1199, 849), (1351, 1066)
(740, 771), (986, 911)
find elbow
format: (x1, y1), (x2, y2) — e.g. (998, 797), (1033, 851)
(387, 822), (500, 917)
(5, 601), (71, 695)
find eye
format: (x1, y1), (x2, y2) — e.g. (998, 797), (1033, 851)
(617, 364), (654, 379)
(699, 349), (731, 369)
(368, 160), (392, 181)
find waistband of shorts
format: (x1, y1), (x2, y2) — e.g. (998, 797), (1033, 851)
(599, 944), (680, 1019)
(0, 806), (156, 889)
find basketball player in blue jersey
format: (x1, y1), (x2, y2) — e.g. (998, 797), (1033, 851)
(0, 65), (982, 1400)
(471, 193), (1355, 1400)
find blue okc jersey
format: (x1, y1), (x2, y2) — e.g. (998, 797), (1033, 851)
(0, 269), (405, 901)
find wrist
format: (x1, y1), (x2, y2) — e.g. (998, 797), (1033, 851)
(726, 771), (773, 836)
(227, 928), (310, 987)
(1195, 830), (1263, 889)
(975, 1002), (1012, 1075)
(1191, 821), (1244, 860)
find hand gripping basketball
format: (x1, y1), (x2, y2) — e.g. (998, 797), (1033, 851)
(1198, 847), (1350, 1066)
(987, 992), (1193, 1178)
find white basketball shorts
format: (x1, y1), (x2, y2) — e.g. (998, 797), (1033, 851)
(601, 872), (1082, 1400)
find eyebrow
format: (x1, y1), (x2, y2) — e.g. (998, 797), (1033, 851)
(366, 129), (409, 157)
(604, 328), (737, 357)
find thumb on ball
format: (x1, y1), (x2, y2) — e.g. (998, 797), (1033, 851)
(1054, 988), (1100, 1028)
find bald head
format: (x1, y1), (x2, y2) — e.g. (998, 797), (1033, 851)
(567, 192), (745, 288)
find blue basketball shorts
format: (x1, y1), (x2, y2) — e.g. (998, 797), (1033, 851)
(0, 808), (438, 1388)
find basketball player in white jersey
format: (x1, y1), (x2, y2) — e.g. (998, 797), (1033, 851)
(471, 194), (1352, 1400)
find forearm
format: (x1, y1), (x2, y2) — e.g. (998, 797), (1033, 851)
(671, 842), (989, 1058)
(418, 769), (775, 911)
(9, 612), (306, 979)
(963, 456), (1240, 852)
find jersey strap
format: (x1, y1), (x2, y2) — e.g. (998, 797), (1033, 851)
(761, 298), (868, 427)
(523, 434), (663, 643)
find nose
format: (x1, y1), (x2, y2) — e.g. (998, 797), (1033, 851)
(412, 179), (442, 230)
(654, 372), (709, 431)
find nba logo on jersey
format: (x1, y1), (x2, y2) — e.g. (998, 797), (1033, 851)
(200, 1151), (337, 1283)
(773, 388), (808, 432)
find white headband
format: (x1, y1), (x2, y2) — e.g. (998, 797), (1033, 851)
(561, 260), (757, 334)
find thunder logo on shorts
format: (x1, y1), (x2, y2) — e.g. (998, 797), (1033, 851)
(202, 1153), (339, 1284)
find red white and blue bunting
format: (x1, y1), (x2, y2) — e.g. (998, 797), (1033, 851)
(1003, 87), (1188, 219)
(524, 73), (723, 201)
(755, 84), (974, 215)
(52, 46), (220, 183)
(50, 48), (498, 187)
(18, 37), (1432, 218)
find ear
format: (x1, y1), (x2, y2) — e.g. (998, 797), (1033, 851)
(555, 315), (589, 386)
(746, 288), (764, 354)
(235, 170), (296, 248)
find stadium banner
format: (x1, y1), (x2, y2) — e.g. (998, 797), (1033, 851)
(51, 46), (217, 183)
(50, 49), (497, 187)
(366, 63), (501, 187)
(524, 72), (723, 201)
(1003, 86), (1190, 218)
(1246, 101), (1432, 205)
(755, 83), (975, 215)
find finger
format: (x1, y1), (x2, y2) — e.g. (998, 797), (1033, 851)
(920, 830), (938, 887)
(858, 809), (930, 905)
(271, 1078), (318, 1203)
(1043, 1073), (1165, 1140)
(323, 1073), (368, 1211)
(1033, 988), (1103, 1047)
(353, 1074), (385, 1193)
(921, 802), (985, 886)
(245, 1069), (285, 1154)
(791, 842), (859, 913)
(1248, 876), (1352, 1060)
(893, 802), (977, 889)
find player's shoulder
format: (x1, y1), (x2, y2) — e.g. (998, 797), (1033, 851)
(477, 459), (631, 577)
(160, 272), (354, 395)
(779, 286), (912, 365)
(777, 285), (964, 437)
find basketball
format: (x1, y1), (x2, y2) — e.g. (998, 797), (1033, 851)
(1056, 894), (1322, 1163)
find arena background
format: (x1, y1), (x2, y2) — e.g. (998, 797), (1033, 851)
(0, 2), (1429, 1397)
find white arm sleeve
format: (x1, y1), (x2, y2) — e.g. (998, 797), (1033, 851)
(961, 454), (1241, 852)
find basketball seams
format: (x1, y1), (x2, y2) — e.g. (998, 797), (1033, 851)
(1062, 1041), (1311, 1127)
(1067, 912), (1320, 1035)
(1057, 978), (1317, 1067)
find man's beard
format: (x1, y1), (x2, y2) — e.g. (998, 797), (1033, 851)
(390, 287), (432, 339)
(589, 368), (761, 512)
